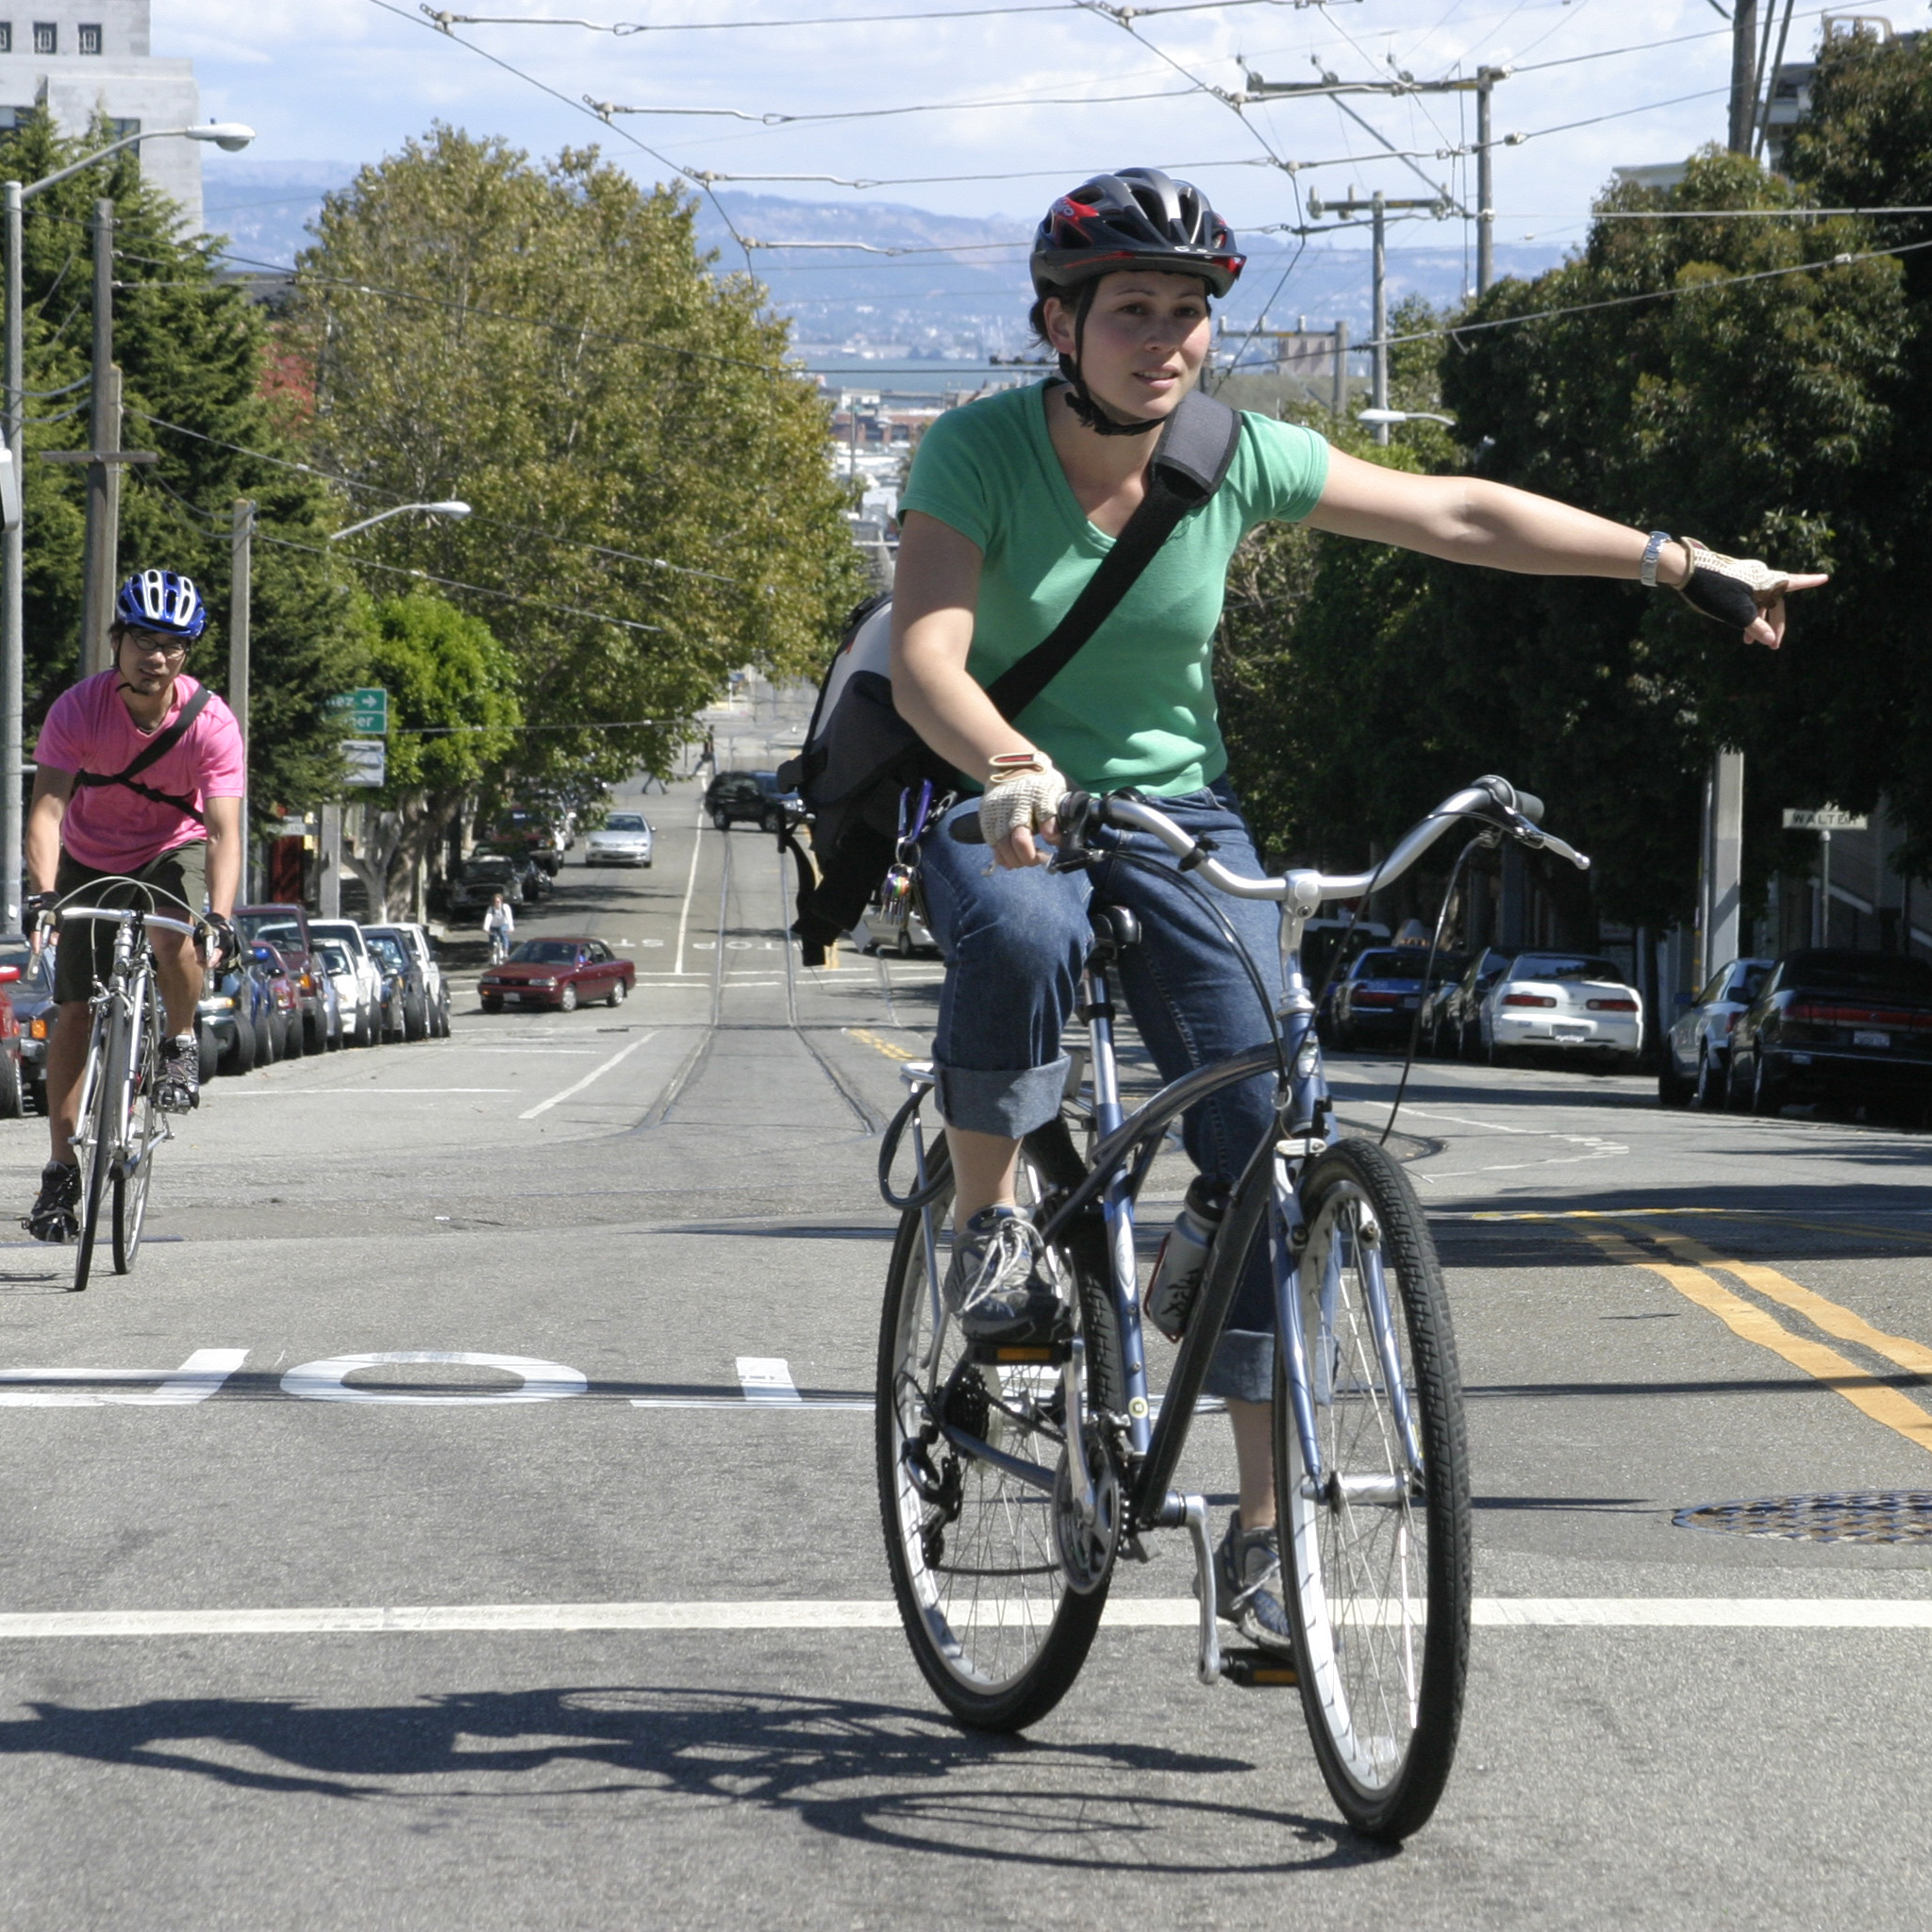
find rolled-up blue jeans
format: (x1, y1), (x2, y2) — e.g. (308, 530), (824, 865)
(920, 775), (1282, 1403)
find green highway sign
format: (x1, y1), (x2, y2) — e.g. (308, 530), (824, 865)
(326, 687), (389, 735)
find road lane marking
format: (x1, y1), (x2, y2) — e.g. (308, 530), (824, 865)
(1630, 1226), (1932, 1381)
(0, 1350), (247, 1408)
(1581, 1229), (1932, 1459)
(520, 1033), (658, 1120)
(280, 1352), (588, 1405)
(736, 1357), (802, 1404)
(674, 803), (705, 975)
(847, 1027), (919, 1063)
(0, 1597), (1927, 1640)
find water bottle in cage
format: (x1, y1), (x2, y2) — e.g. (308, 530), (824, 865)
(1144, 1175), (1228, 1342)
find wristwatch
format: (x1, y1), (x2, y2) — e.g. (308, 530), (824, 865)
(1640, 530), (1674, 590)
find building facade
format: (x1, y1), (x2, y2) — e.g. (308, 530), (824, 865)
(0, 1), (202, 230)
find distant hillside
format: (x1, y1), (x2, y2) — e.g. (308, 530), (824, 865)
(200, 169), (1567, 350)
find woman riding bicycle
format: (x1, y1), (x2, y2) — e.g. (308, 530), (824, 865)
(892, 167), (1825, 1653)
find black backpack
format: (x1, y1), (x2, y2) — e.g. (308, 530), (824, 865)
(777, 388), (1243, 965)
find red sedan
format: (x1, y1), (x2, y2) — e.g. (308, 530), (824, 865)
(479, 936), (635, 1013)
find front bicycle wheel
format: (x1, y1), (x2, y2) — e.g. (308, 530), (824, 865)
(1263, 1137), (1471, 1841)
(113, 984), (160, 1274)
(876, 1139), (1124, 1732)
(70, 1010), (122, 1294)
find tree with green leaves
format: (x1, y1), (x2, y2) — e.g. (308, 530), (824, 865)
(289, 125), (867, 793)
(334, 591), (522, 921)
(1217, 157), (1906, 937)
(0, 108), (355, 831)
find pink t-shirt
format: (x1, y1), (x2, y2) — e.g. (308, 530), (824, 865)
(35, 671), (245, 873)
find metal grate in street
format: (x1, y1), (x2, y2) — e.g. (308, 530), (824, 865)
(1674, 1492), (1932, 1544)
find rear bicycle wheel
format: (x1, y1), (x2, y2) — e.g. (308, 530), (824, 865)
(113, 984), (160, 1274)
(876, 1135), (1124, 1731)
(1263, 1137), (1471, 1841)
(71, 1009), (123, 1294)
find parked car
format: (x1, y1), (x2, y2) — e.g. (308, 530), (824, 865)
(198, 941), (289, 1074)
(1331, 946), (1467, 1053)
(1477, 951), (1643, 1071)
(234, 904), (327, 1053)
(308, 919), (386, 1048)
(451, 849), (541, 912)
(1725, 948), (1932, 1120)
(0, 958), (27, 1117)
(478, 936), (636, 1013)
(1658, 957), (1774, 1109)
(705, 769), (795, 832)
(252, 942), (308, 1060)
(585, 810), (655, 868)
(490, 807), (565, 876)
(1433, 949), (1511, 1058)
(363, 926), (434, 1041)
(8, 941), (57, 1114)
(311, 941), (374, 1048)
(373, 922), (450, 1036)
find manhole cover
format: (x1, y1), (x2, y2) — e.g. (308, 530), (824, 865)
(1674, 1492), (1932, 1544)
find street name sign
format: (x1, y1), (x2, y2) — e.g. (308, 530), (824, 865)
(327, 687), (389, 735)
(342, 740), (387, 788)
(1782, 808), (1868, 832)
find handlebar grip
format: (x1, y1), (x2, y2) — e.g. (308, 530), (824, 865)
(1514, 790), (1545, 824)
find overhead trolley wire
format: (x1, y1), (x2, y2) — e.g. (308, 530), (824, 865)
(418, 0), (1341, 30)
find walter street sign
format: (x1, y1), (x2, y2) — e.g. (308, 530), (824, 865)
(341, 739), (387, 788)
(327, 687), (389, 735)
(1782, 808), (1868, 832)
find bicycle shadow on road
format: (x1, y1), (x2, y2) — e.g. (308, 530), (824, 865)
(0, 1682), (1387, 1871)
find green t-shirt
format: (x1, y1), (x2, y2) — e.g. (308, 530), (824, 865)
(898, 380), (1330, 795)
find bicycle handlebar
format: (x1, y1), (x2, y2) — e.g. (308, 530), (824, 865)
(947, 774), (1589, 903)
(58, 905), (201, 940)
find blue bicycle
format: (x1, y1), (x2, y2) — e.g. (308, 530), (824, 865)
(875, 775), (1588, 1840)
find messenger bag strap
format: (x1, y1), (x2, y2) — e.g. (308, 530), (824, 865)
(72, 684), (215, 824)
(981, 387), (1241, 727)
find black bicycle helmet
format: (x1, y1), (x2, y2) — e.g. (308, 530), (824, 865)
(1030, 167), (1244, 300)
(1029, 168), (1244, 435)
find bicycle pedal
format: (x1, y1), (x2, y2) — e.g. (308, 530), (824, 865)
(964, 1337), (1071, 1368)
(1220, 1648), (1299, 1689)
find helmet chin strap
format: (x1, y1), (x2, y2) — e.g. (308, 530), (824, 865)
(1057, 281), (1162, 437)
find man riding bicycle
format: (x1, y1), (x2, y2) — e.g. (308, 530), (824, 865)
(22, 568), (243, 1241)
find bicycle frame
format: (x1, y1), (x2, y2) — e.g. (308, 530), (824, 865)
(895, 775), (1579, 1570)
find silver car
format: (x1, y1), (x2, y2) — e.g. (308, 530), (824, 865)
(586, 810), (654, 868)
(308, 919), (385, 1047)
(1659, 957), (1773, 1109)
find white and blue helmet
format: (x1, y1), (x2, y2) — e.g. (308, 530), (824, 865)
(114, 568), (208, 641)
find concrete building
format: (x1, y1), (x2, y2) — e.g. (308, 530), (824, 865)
(0, 0), (203, 230)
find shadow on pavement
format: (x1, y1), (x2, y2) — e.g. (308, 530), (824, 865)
(0, 1683), (1388, 1871)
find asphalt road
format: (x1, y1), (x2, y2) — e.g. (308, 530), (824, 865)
(2, 761), (1929, 1929)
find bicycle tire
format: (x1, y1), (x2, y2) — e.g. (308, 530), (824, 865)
(71, 1009), (121, 1294)
(1259, 1136), (1471, 1841)
(876, 1132), (1124, 1732)
(112, 977), (159, 1274)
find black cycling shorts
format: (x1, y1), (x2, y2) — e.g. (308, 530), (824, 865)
(53, 841), (207, 1005)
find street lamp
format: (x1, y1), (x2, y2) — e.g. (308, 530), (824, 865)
(326, 501), (472, 542)
(1357, 408), (1457, 427)
(2, 121), (257, 930)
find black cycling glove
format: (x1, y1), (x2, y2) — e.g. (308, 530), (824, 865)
(22, 891), (56, 926)
(206, 913), (240, 970)
(1674, 542), (1791, 632)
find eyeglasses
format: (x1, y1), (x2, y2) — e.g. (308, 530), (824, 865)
(122, 636), (188, 663)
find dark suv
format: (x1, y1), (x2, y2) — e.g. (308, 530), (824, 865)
(705, 769), (796, 832)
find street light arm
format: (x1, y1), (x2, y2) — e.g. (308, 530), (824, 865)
(17, 125), (255, 203)
(328, 501), (472, 541)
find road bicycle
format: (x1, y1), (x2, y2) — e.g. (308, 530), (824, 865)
(874, 774), (1587, 1841)
(51, 890), (206, 1293)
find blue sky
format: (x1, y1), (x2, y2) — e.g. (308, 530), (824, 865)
(163, 0), (1820, 258)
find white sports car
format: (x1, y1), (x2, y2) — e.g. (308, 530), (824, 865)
(586, 811), (654, 868)
(1478, 951), (1643, 1071)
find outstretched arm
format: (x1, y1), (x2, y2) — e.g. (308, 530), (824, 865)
(1304, 448), (1828, 648)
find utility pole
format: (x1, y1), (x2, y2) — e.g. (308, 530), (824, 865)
(1474, 65), (1503, 294)
(230, 499), (253, 902)
(78, 197), (121, 679)
(1307, 192), (1443, 444)
(1729, 0), (1762, 154)
(3, 178), (21, 933)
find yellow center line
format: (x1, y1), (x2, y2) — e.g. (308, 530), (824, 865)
(1579, 1228), (1932, 1459)
(847, 1027), (918, 1063)
(1625, 1225), (1932, 1381)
